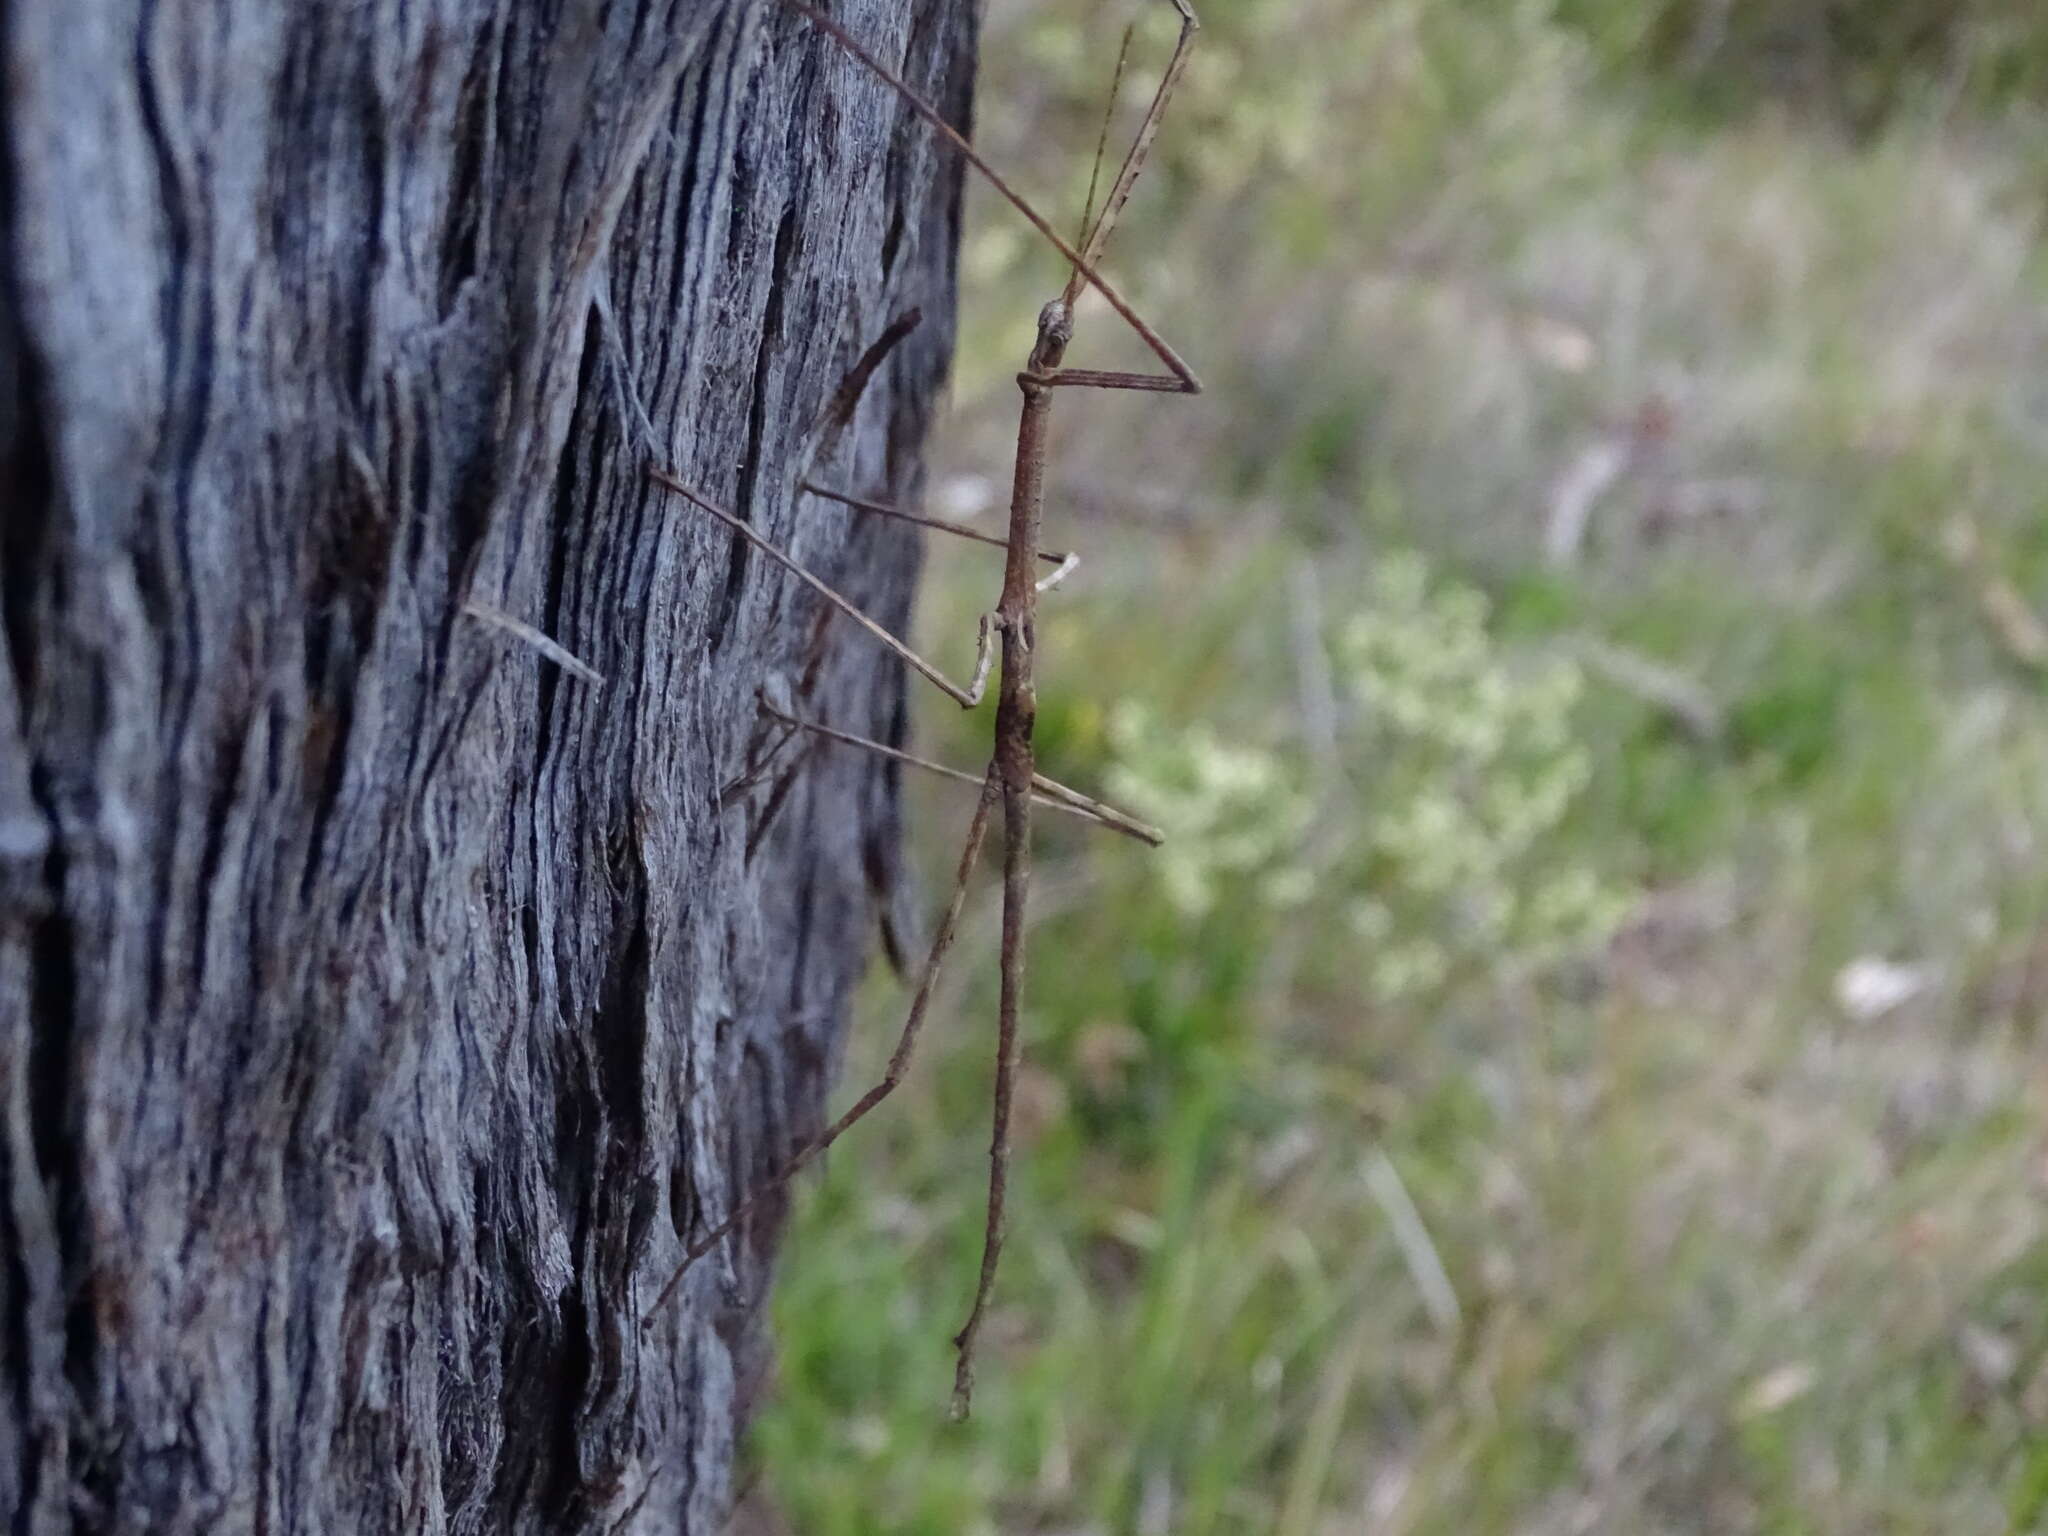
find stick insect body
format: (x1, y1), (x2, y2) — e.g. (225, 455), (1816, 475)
(646, 0), (1200, 1418)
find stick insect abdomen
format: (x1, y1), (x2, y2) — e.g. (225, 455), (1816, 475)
(950, 295), (1077, 1415)
(992, 297), (1073, 810)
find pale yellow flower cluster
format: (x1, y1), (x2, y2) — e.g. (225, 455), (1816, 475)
(1109, 551), (1631, 1001)
(1106, 704), (1314, 919)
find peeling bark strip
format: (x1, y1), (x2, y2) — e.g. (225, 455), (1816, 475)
(0, 0), (975, 1530)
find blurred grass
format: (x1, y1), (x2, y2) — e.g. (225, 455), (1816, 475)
(744, 1), (2048, 1530)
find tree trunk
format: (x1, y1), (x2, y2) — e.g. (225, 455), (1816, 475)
(0, 0), (973, 1528)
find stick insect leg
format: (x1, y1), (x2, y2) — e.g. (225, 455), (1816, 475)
(649, 466), (998, 708)
(799, 482), (1082, 594)
(742, 729), (819, 865)
(792, 304), (923, 489)
(757, 697), (1163, 845)
(644, 768), (1002, 1323)
(717, 716), (800, 805)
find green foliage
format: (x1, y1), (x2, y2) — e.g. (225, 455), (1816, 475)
(1106, 553), (1628, 1002)
(1338, 556), (1626, 989)
(1105, 704), (1311, 919)
(1551, 0), (2048, 126)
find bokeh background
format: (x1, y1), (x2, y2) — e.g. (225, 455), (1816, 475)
(746, 2), (2048, 1529)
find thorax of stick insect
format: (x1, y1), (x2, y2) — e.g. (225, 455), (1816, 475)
(993, 297), (1075, 794)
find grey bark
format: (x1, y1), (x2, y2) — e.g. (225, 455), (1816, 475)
(0, 0), (974, 1529)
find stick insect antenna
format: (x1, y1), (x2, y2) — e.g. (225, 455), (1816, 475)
(1073, 25), (1137, 271)
(1062, 0), (1198, 308)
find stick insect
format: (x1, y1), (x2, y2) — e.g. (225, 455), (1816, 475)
(645, 0), (1201, 1418)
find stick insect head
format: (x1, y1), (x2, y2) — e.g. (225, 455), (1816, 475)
(1027, 298), (1075, 375)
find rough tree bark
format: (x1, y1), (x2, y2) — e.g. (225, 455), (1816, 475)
(0, 0), (974, 1528)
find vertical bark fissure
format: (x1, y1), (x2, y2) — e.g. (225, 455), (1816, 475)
(711, 202), (802, 654)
